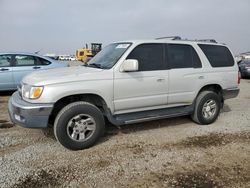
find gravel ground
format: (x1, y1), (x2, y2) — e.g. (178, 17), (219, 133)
(0, 79), (250, 188)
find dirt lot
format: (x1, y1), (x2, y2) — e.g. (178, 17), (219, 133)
(0, 79), (250, 188)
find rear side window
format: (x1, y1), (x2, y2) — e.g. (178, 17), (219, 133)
(38, 57), (51, 65)
(14, 55), (36, 66)
(198, 44), (234, 67)
(127, 44), (165, 71)
(167, 44), (202, 69)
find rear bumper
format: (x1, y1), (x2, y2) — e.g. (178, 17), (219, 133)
(8, 91), (53, 128)
(222, 87), (240, 100)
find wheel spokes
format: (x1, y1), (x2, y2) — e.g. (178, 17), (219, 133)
(79, 132), (86, 140)
(71, 131), (78, 140)
(86, 123), (95, 131)
(67, 114), (96, 142)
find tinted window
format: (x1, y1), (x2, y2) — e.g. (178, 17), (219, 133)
(127, 44), (165, 71)
(0, 55), (12, 67)
(192, 48), (202, 68)
(38, 57), (51, 65)
(15, 55), (36, 66)
(168, 44), (201, 69)
(198, 44), (234, 67)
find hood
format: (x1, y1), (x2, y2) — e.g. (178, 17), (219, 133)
(22, 66), (105, 86)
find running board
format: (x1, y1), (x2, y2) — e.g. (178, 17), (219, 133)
(106, 105), (194, 126)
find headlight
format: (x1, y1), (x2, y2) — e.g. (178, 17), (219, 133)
(22, 85), (44, 99)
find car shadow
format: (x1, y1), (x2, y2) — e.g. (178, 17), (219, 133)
(100, 103), (233, 143)
(98, 116), (192, 144)
(221, 104), (232, 113)
(0, 91), (15, 96)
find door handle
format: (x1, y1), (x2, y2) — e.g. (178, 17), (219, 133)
(0, 68), (9, 71)
(156, 78), (165, 82)
(198, 75), (204, 79)
(33, 66), (41, 69)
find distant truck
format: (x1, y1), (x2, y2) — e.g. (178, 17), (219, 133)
(76, 43), (102, 62)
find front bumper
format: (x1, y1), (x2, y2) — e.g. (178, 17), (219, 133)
(222, 87), (240, 100)
(8, 91), (54, 128)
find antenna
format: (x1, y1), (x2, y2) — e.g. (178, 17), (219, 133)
(34, 49), (41, 54)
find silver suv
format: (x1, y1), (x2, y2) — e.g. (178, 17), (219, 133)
(8, 37), (240, 150)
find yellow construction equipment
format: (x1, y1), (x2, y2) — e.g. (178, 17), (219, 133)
(76, 43), (102, 62)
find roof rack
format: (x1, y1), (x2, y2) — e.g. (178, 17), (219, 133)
(155, 36), (217, 43)
(155, 36), (181, 40)
(196, 39), (217, 43)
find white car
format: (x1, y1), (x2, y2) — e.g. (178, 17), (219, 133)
(9, 37), (240, 150)
(69, 56), (76, 61)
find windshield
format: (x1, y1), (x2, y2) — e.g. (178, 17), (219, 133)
(87, 43), (131, 69)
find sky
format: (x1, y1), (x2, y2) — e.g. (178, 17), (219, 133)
(0, 0), (249, 55)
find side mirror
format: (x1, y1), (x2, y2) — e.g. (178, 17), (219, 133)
(121, 59), (138, 72)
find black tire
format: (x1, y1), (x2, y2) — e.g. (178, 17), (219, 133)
(191, 91), (221, 125)
(54, 101), (105, 150)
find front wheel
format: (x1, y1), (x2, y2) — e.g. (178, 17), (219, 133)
(191, 91), (221, 125)
(54, 102), (105, 150)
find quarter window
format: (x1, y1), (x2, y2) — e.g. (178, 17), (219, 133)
(168, 44), (202, 69)
(0, 55), (12, 67)
(198, 44), (234, 67)
(38, 58), (51, 65)
(127, 44), (165, 71)
(14, 55), (36, 66)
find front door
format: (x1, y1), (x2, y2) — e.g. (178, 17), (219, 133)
(114, 43), (169, 114)
(12, 55), (38, 87)
(0, 54), (14, 91)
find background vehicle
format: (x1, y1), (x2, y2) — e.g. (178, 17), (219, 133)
(76, 43), (102, 62)
(238, 59), (250, 78)
(9, 38), (239, 150)
(69, 56), (77, 61)
(0, 53), (68, 91)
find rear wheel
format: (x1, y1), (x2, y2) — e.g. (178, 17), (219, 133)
(54, 101), (105, 150)
(191, 91), (221, 125)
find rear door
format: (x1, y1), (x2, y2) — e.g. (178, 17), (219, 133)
(0, 54), (14, 90)
(167, 44), (203, 105)
(12, 55), (39, 86)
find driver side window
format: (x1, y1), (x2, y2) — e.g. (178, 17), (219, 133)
(126, 44), (166, 71)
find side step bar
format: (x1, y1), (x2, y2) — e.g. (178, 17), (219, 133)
(106, 105), (194, 126)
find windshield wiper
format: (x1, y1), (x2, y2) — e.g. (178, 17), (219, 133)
(85, 63), (103, 69)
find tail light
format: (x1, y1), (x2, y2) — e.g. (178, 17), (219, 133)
(238, 71), (241, 84)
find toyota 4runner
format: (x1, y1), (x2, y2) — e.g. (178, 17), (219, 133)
(8, 37), (240, 150)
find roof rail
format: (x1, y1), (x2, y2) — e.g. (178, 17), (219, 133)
(196, 39), (217, 43)
(155, 37), (218, 44)
(155, 36), (181, 40)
